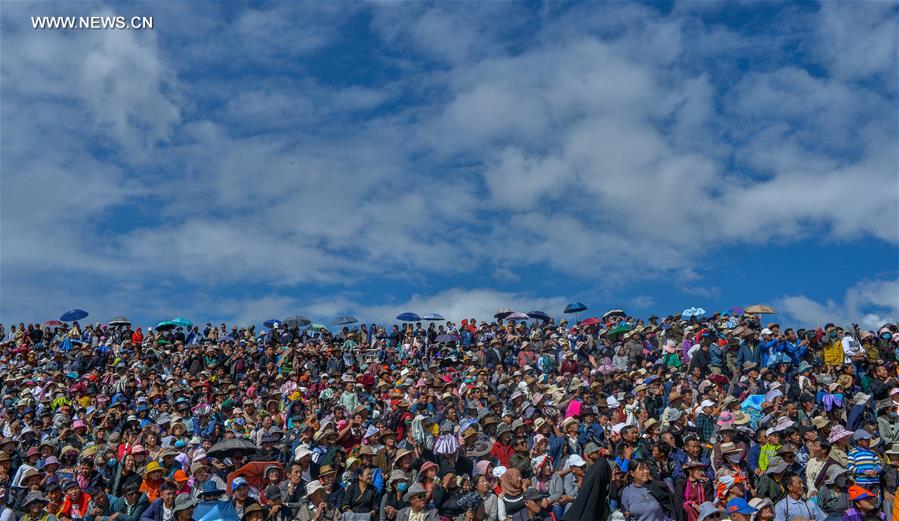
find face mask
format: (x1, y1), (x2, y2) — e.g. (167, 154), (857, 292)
(396, 482), (408, 493)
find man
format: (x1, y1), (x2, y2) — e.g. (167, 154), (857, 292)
(263, 485), (291, 521)
(59, 480), (91, 521)
(171, 495), (195, 521)
(695, 401), (717, 443)
(673, 436), (713, 481)
(295, 480), (340, 521)
(139, 482), (176, 521)
(512, 489), (551, 521)
(229, 477), (258, 519)
(773, 473), (827, 521)
(848, 429), (882, 496)
(396, 483), (438, 521)
(111, 482), (150, 521)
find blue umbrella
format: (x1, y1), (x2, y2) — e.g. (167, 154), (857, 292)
(527, 311), (551, 322)
(170, 317), (192, 327)
(263, 319), (280, 329)
(60, 309), (89, 322)
(422, 313), (445, 321)
(436, 333), (461, 343)
(195, 501), (239, 521)
(332, 316), (358, 325)
(283, 316), (311, 328)
(564, 303), (587, 314)
(396, 312), (422, 322)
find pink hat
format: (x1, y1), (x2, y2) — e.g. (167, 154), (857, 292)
(828, 425), (853, 443)
(72, 420), (86, 430)
(716, 411), (734, 427)
(419, 461), (438, 474)
(130, 444), (146, 454)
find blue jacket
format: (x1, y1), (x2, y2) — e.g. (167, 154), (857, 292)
(139, 498), (168, 521)
(736, 340), (764, 369)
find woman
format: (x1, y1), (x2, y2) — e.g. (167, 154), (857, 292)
(113, 455), (141, 497)
(380, 470), (410, 521)
(143, 434), (162, 462)
(620, 459), (671, 521)
(677, 461), (712, 521)
(339, 467), (378, 518)
(474, 475), (499, 521)
(418, 461), (439, 504)
(497, 467), (526, 520)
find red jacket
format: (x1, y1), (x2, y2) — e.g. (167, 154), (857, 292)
(491, 441), (514, 467)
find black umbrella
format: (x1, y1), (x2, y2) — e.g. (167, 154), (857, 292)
(527, 311), (551, 322)
(109, 316), (131, 326)
(282, 316), (311, 328)
(206, 438), (258, 459)
(494, 307), (514, 319)
(602, 310), (627, 320)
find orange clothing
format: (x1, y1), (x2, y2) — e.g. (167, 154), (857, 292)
(140, 478), (163, 503)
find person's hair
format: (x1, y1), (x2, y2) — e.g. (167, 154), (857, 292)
(653, 442), (671, 457)
(783, 472), (801, 488)
(627, 459), (650, 478)
(160, 482), (177, 493)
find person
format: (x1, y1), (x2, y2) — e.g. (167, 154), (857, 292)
(241, 503), (264, 521)
(59, 480), (91, 521)
(677, 461), (712, 521)
(748, 498), (775, 521)
(474, 474), (499, 521)
(229, 477), (258, 519)
(139, 463), (165, 504)
(110, 483), (150, 521)
(339, 466), (378, 517)
(138, 482), (176, 521)
(83, 488), (115, 521)
(726, 498), (757, 521)
(773, 473), (827, 521)
(620, 459), (671, 521)
(21, 491), (59, 521)
(171, 495), (195, 521)
(295, 480), (339, 521)
(395, 483), (438, 521)
(817, 466), (849, 521)
(843, 485), (884, 521)
(511, 489), (551, 521)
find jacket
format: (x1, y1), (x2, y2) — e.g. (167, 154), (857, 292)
(138, 499), (170, 521)
(396, 507), (439, 521)
(110, 494), (150, 521)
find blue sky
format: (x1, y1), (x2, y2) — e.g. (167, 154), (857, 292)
(1, 1), (897, 329)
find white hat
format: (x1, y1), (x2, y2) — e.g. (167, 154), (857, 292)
(492, 466), (508, 478)
(611, 423), (627, 434)
(701, 400), (715, 409)
(566, 454), (586, 468)
(294, 446), (312, 461)
(305, 480), (325, 498)
(761, 328), (773, 336)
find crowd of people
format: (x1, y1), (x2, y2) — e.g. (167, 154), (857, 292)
(0, 309), (898, 521)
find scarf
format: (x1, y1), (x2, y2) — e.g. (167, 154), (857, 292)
(499, 467), (523, 497)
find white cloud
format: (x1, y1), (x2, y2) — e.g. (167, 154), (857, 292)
(631, 295), (656, 310)
(778, 277), (899, 331)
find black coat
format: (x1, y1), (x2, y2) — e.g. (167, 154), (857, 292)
(562, 458), (611, 521)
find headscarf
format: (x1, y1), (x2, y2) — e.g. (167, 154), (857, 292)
(499, 467), (523, 497)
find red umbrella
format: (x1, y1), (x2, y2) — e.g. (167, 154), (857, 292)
(43, 320), (64, 328)
(578, 317), (601, 327)
(226, 461), (283, 494)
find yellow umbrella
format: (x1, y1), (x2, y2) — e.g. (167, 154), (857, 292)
(745, 304), (776, 314)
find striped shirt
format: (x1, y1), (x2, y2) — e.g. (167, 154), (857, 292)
(847, 447), (882, 485)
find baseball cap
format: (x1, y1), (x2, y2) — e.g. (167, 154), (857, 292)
(848, 485), (876, 501)
(726, 498), (757, 515)
(232, 477), (248, 489)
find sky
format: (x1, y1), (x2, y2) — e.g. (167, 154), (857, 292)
(1, 1), (897, 330)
